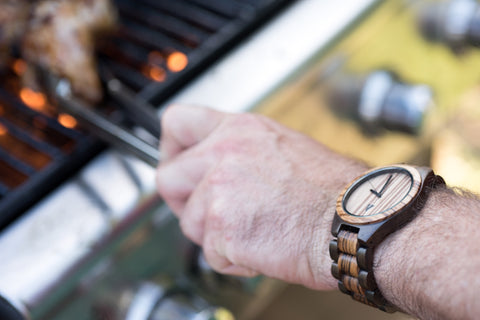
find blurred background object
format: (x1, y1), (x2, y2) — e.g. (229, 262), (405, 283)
(418, 0), (480, 52)
(260, 0), (480, 194)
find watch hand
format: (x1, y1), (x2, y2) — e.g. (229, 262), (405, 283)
(378, 174), (394, 196)
(368, 180), (381, 197)
(370, 189), (381, 197)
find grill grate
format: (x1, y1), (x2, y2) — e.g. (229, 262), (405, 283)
(0, 86), (102, 227)
(103, 0), (295, 103)
(0, 0), (295, 229)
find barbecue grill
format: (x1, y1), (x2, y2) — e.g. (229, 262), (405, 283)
(0, 0), (294, 230)
(0, 1), (381, 319)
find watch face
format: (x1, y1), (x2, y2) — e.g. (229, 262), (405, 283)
(336, 165), (422, 224)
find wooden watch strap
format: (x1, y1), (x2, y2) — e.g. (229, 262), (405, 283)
(329, 229), (397, 313)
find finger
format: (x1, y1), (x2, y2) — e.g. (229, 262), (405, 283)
(202, 239), (259, 278)
(177, 178), (210, 245)
(222, 265), (259, 278)
(160, 104), (227, 160)
(156, 152), (210, 215)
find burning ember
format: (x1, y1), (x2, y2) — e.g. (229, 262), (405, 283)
(57, 113), (77, 129)
(19, 87), (78, 130)
(20, 88), (46, 112)
(147, 66), (167, 82)
(143, 50), (188, 81)
(167, 51), (188, 72)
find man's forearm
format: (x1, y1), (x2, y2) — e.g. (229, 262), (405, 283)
(157, 105), (480, 320)
(374, 186), (480, 319)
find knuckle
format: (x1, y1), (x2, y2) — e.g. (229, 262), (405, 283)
(211, 114), (278, 158)
(206, 164), (236, 186)
(206, 198), (228, 230)
(226, 113), (269, 130)
(179, 217), (201, 244)
(202, 246), (228, 272)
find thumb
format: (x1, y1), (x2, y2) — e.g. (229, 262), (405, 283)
(160, 104), (227, 160)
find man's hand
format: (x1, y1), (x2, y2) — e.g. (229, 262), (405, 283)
(156, 105), (480, 320)
(156, 104), (365, 290)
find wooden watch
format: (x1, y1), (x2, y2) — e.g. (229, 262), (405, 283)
(329, 164), (444, 312)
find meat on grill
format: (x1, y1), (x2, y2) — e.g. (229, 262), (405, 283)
(22, 0), (117, 103)
(0, 1), (32, 69)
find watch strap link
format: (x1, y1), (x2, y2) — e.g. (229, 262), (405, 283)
(329, 229), (397, 313)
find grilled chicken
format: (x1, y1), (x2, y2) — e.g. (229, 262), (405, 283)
(0, 1), (31, 69)
(22, 0), (117, 103)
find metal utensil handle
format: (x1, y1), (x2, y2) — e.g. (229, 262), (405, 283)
(107, 78), (162, 138)
(55, 81), (161, 167)
(98, 61), (162, 139)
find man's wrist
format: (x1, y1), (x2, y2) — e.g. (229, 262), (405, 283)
(373, 186), (454, 317)
(317, 168), (480, 319)
(307, 159), (367, 291)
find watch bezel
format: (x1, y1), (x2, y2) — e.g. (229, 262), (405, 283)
(336, 164), (422, 225)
